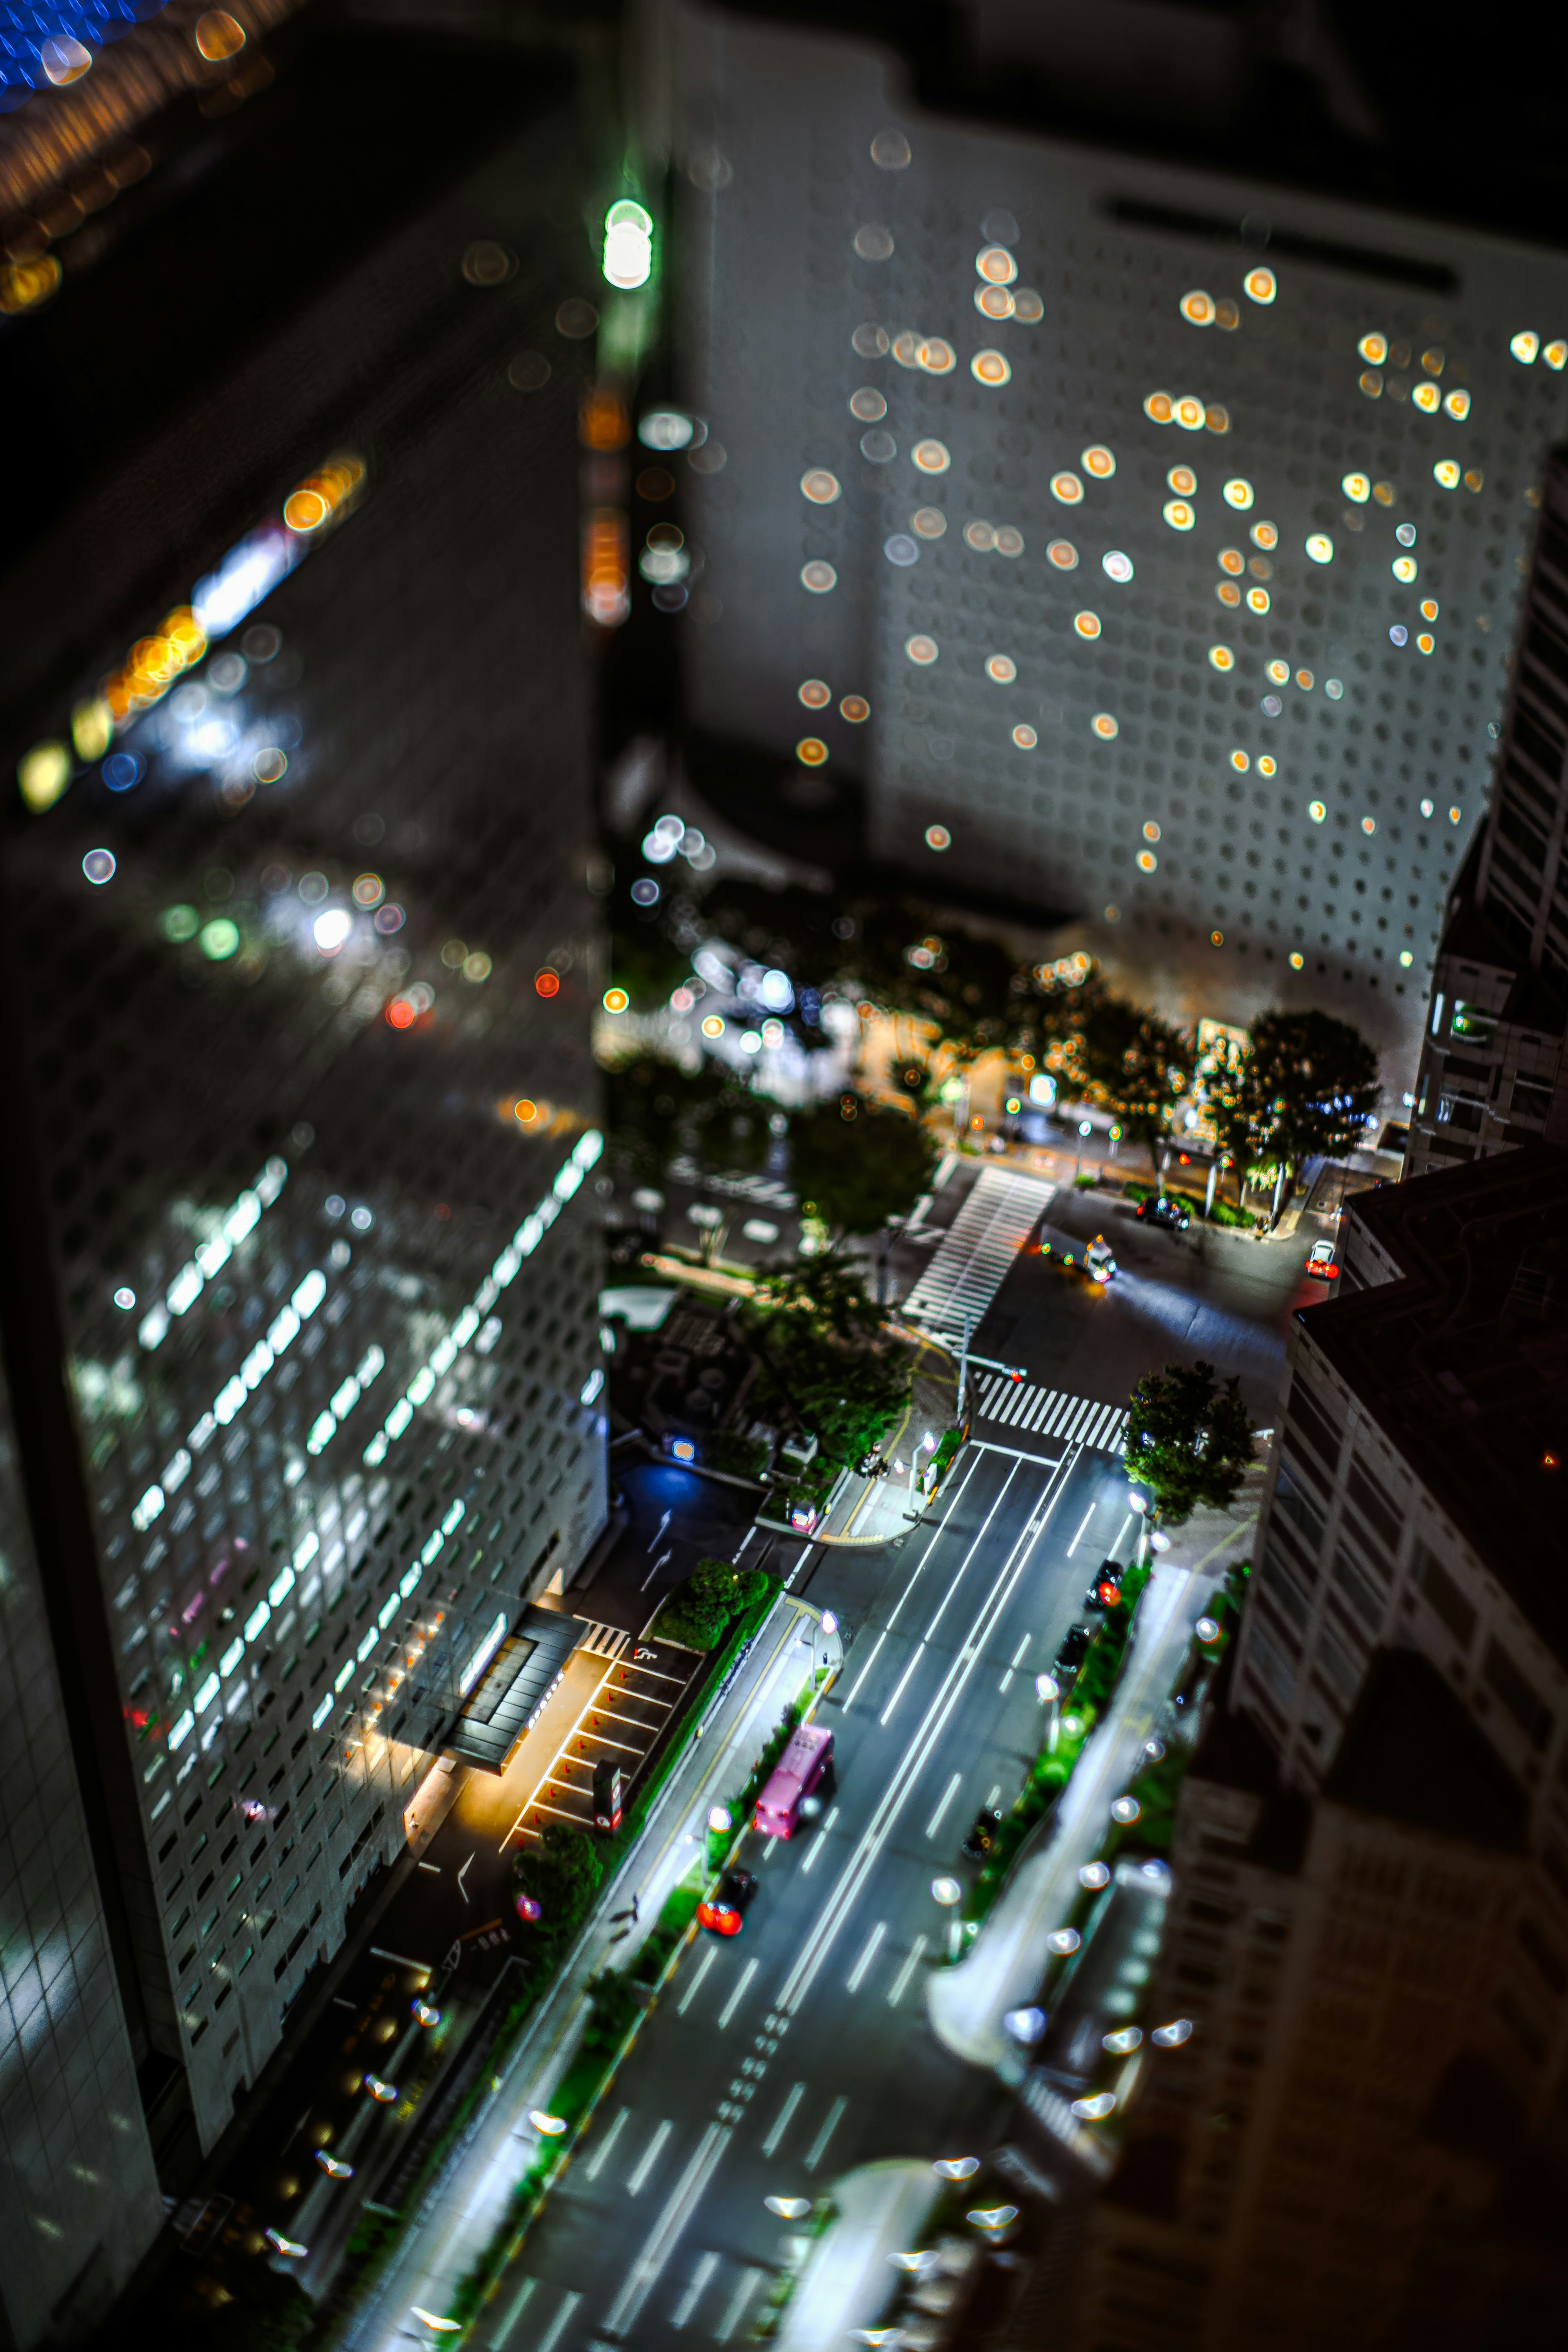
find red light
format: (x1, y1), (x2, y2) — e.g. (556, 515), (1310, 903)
(536, 969), (560, 998)
(385, 997), (416, 1029)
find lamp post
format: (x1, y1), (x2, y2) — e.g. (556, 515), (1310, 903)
(932, 1874), (963, 1959)
(907, 1430), (936, 1516)
(1074, 1118), (1094, 1186)
(1034, 1671), (1060, 1753)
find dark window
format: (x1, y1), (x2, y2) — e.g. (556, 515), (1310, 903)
(1345, 1462), (1401, 1554)
(1483, 1639), (1552, 1747)
(1497, 799), (1550, 870)
(1513, 705), (1566, 778)
(1287, 1381), (1343, 1477)
(1415, 1542), (1477, 1647)
(1261, 1542), (1312, 1633)
(1437, 1094), (1485, 1132)
(1273, 1459), (1325, 1555)
(1331, 1550), (1382, 1627)
(1512, 1077), (1554, 1121)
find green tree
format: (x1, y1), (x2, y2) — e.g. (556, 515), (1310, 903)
(512, 1821), (606, 1927)
(1125, 1360), (1254, 1524)
(1223, 1010), (1380, 1178)
(790, 1092), (937, 1235)
(1029, 975), (1193, 1143)
(855, 903), (1020, 1053)
(742, 1255), (911, 1469)
(655, 1557), (773, 1650)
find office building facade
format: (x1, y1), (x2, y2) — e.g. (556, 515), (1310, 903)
(0, 8), (606, 2206)
(666, 4), (1568, 1053)
(1074, 1146), (1568, 2347)
(1406, 444), (1568, 1175)
(0, 1352), (165, 2348)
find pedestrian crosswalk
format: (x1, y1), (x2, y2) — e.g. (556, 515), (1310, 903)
(901, 1166), (1056, 1339)
(973, 1371), (1129, 1457)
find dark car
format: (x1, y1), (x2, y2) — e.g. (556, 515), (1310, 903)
(696, 1868), (758, 1937)
(1054, 1623), (1092, 1678)
(1083, 1568), (1123, 1613)
(1136, 1195), (1191, 1231)
(962, 1809), (1001, 1861)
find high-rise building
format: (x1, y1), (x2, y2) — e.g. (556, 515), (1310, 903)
(1072, 1143), (1568, 2348)
(663, 4), (1568, 1058)
(1405, 444), (1568, 1177)
(0, 1), (607, 2228)
(0, 1349), (164, 2348)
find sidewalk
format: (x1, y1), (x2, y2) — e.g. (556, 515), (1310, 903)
(775, 2161), (937, 2352)
(925, 1476), (1259, 2075)
(338, 1594), (820, 2343)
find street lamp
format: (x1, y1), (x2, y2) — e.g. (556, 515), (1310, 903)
(1034, 1670), (1060, 1752)
(907, 1431), (936, 1516)
(1074, 1117), (1094, 1185)
(932, 1873), (963, 1959)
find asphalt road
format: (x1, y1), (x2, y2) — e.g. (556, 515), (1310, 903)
(454, 1437), (1134, 2352)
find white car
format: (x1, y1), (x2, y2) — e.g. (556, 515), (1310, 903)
(1305, 1241), (1339, 1282)
(1085, 1237), (1117, 1284)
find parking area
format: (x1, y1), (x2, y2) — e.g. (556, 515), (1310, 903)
(503, 1638), (702, 1846)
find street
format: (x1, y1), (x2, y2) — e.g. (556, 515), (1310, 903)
(348, 1426), (1136, 2348)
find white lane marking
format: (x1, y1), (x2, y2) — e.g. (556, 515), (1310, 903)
(677, 1946), (718, 2017)
(924, 1773), (963, 1841)
(490, 2273), (537, 2349)
(846, 1921), (886, 1993)
(843, 1449), (989, 1711)
(584, 2105), (630, 2182)
(800, 1807), (838, 1873)
(877, 1642), (926, 1729)
(998, 1630), (1032, 1695)
(840, 1630), (888, 1713)
(1114, 1510), (1135, 1556)
(761, 2081), (805, 2158)
(627, 2118), (673, 2196)
(773, 1451), (1079, 2022)
(715, 2267), (762, 2344)
(803, 2096), (848, 2174)
(532, 2288), (581, 2352)
(717, 1957), (758, 2030)
(672, 2250), (719, 2329)
(985, 1783), (1001, 1809)
(879, 1460), (1024, 1728)
(603, 2122), (733, 2340)
(888, 1934), (927, 2007)
(1067, 1503), (1096, 1557)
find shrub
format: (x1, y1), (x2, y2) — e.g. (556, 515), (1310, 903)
(654, 1557), (774, 1650)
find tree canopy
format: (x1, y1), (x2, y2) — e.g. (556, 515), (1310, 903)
(1213, 1009), (1380, 1175)
(1125, 1359), (1255, 1525)
(741, 1255), (910, 1469)
(655, 1556), (774, 1649)
(1033, 979), (1194, 1145)
(790, 1090), (938, 1235)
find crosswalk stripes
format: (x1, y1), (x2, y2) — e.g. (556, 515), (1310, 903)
(901, 1165), (1057, 1338)
(973, 1371), (1129, 1457)
(573, 1618), (633, 1661)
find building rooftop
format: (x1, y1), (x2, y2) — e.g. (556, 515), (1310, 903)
(1310, 1142), (1568, 1667)
(1324, 1646), (1529, 1851)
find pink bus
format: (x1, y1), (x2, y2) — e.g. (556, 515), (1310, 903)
(754, 1723), (834, 1839)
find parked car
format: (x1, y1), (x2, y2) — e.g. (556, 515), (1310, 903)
(1136, 1195), (1191, 1232)
(1083, 1567), (1123, 1612)
(697, 1868), (758, 1937)
(962, 1808), (1001, 1861)
(1054, 1623), (1092, 1678)
(1305, 1241), (1340, 1282)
